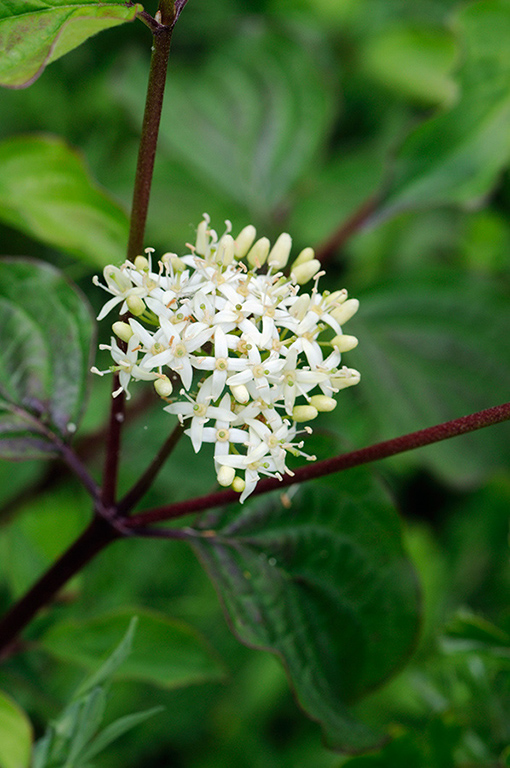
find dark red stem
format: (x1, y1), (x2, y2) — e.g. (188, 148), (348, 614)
(125, 401), (510, 527)
(314, 194), (379, 265)
(0, 517), (120, 658)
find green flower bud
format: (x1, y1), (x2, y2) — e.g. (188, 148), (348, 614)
(292, 404), (319, 422)
(232, 476), (246, 493)
(330, 368), (361, 390)
(331, 298), (359, 325)
(292, 246), (315, 268)
(112, 321), (133, 343)
(217, 234), (235, 266)
(218, 465), (236, 487)
(309, 395), (337, 412)
(154, 376), (173, 398)
(268, 233), (292, 270)
(134, 255), (149, 272)
(126, 295), (146, 316)
(331, 334), (358, 352)
(247, 237), (270, 269)
(291, 259), (321, 285)
(234, 225), (257, 259)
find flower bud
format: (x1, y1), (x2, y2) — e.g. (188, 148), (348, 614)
(291, 259), (321, 285)
(195, 215), (210, 255)
(126, 295), (146, 316)
(324, 289), (348, 307)
(330, 367), (361, 390)
(134, 255), (149, 272)
(217, 465), (236, 487)
(234, 225), (256, 259)
(232, 476), (246, 493)
(230, 384), (250, 404)
(247, 237), (270, 269)
(292, 246), (315, 268)
(154, 376), (173, 398)
(331, 334), (358, 352)
(292, 404), (319, 422)
(216, 234), (235, 266)
(112, 321), (133, 343)
(309, 395), (337, 412)
(331, 298), (359, 325)
(268, 233), (292, 269)
(289, 294), (310, 320)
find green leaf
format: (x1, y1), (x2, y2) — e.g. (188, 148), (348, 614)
(360, 24), (458, 107)
(79, 706), (163, 764)
(117, 28), (336, 219)
(39, 610), (225, 690)
(0, 690), (33, 768)
(74, 616), (138, 699)
(379, 0), (510, 217)
(0, 258), (94, 459)
(0, 136), (129, 266)
(351, 269), (510, 483)
(442, 610), (510, 658)
(189, 473), (420, 753)
(0, 0), (143, 89)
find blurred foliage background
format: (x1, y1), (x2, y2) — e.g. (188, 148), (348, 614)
(1, 0), (510, 765)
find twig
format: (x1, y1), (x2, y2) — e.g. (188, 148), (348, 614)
(125, 401), (510, 528)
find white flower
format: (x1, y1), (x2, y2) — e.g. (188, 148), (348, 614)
(93, 214), (361, 501)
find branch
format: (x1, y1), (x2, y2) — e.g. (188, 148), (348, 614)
(125, 401), (510, 528)
(314, 194), (379, 266)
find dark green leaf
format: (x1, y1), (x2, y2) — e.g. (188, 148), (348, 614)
(0, 0), (143, 89)
(39, 610), (225, 690)
(360, 24), (458, 107)
(0, 258), (94, 458)
(0, 136), (129, 266)
(117, 28), (337, 219)
(379, 0), (510, 217)
(351, 269), (510, 483)
(0, 690), (33, 768)
(189, 473), (420, 753)
(79, 706), (163, 763)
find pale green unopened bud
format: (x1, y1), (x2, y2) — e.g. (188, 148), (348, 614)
(289, 294), (310, 320)
(126, 295), (146, 316)
(218, 465), (236, 487)
(331, 334), (358, 352)
(134, 255), (149, 272)
(331, 298), (359, 325)
(247, 237), (270, 269)
(292, 404), (319, 422)
(268, 233), (292, 269)
(232, 476), (246, 493)
(291, 259), (321, 285)
(309, 395), (337, 412)
(112, 321), (133, 343)
(330, 367), (361, 390)
(217, 234), (235, 266)
(324, 289), (348, 307)
(234, 225), (256, 259)
(195, 216), (210, 255)
(230, 384), (250, 404)
(292, 246), (315, 268)
(154, 376), (173, 398)
(169, 254), (186, 272)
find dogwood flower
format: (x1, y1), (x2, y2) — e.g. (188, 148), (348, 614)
(92, 215), (361, 501)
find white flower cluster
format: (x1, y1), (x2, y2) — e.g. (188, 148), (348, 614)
(92, 215), (360, 502)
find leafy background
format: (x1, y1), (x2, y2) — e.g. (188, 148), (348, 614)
(1, 0), (510, 765)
